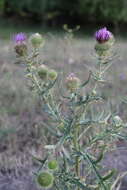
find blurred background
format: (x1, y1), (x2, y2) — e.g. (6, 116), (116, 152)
(0, 0), (127, 189)
(0, 0), (127, 36)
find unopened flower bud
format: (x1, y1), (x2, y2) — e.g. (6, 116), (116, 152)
(38, 64), (48, 80)
(37, 172), (54, 188)
(95, 42), (111, 57)
(48, 160), (58, 170)
(15, 43), (27, 56)
(66, 73), (80, 92)
(30, 33), (44, 48)
(113, 116), (123, 127)
(48, 69), (57, 81)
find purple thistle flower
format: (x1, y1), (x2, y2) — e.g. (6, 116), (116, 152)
(95, 27), (112, 43)
(69, 73), (75, 77)
(13, 33), (27, 44)
(67, 73), (76, 79)
(13, 33), (27, 56)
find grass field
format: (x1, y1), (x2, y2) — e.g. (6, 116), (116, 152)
(0, 32), (127, 189)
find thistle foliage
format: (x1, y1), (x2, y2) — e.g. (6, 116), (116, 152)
(14, 29), (127, 190)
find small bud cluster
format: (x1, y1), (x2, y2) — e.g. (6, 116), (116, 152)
(37, 159), (58, 189)
(13, 32), (57, 86)
(38, 64), (57, 81)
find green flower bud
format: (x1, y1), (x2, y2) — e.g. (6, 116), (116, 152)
(95, 36), (114, 58)
(48, 69), (58, 81)
(95, 42), (111, 57)
(113, 116), (123, 127)
(66, 73), (80, 92)
(38, 64), (48, 80)
(30, 33), (44, 48)
(37, 172), (54, 188)
(14, 43), (27, 56)
(48, 160), (58, 170)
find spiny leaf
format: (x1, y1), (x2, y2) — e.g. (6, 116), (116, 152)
(80, 152), (107, 190)
(69, 177), (91, 190)
(111, 132), (127, 141)
(44, 123), (61, 137)
(102, 169), (115, 181)
(80, 71), (91, 88)
(121, 96), (127, 104)
(32, 155), (48, 165)
(111, 172), (127, 190)
(41, 78), (57, 96)
(93, 149), (105, 164)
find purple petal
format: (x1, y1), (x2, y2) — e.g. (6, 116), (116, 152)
(95, 27), (112, 43)
(13, 33), (27, 43)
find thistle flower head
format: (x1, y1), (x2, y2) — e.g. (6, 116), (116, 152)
(14, 33), (27, 44)
(13, 33), (27, 56)
(30, 33), (44, 48)
(67, 73), (76, 79)
(113, 115), (123, 127)
(48, 69), (58, 81)
(38, 64), (49, 80)
(66, 73), (80, 92)
(48, 160), (58, 170)
(95, 27), (112, 43)
(37, 172), (54, 188)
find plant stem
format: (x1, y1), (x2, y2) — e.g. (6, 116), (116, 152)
(92, 59), (102, 93)
(73, 125), (80, 190)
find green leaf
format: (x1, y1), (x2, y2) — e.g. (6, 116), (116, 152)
(80, 71), (91, 88)
(102, 169), (115, 181)
(44, 123), (61, 137)
(111, 172), (127, 190)
(80, 151), (107, 190)
(111, 132), (127, 141)
(69, 177), (91, 190)
(33, 155), (48, 165)
(93, 149), (104, 164)
(41, 78), (57, 96)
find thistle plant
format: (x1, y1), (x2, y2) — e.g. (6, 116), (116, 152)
(14, 28), (127, 190)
